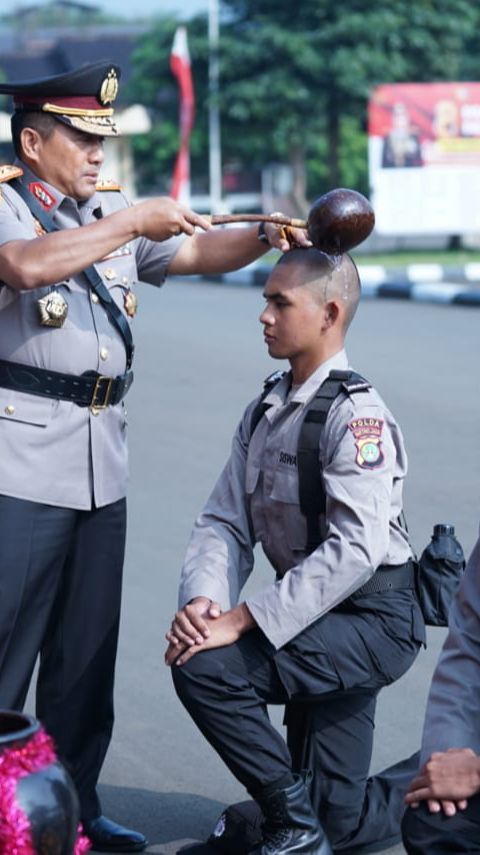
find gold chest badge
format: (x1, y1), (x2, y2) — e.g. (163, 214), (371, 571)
(38, 291), (69, 328)
(124, 289), (138, 318)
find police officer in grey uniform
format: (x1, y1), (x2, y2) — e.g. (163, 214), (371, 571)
(402, 534), (480, 853)
(0, 61), (307, 853)
(166, 248), (425, 854)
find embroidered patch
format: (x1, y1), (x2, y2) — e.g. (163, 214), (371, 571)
(29, 182), (56, 210)
(348, 417), (384, 469)
(278, 449), (297, 468)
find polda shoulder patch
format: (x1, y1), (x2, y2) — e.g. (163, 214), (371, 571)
(96, 178), (122, 192)
(0, 165), (23, 184)
(348, 417), (385, 469)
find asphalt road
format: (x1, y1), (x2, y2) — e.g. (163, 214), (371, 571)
(37, 279), (480, 853)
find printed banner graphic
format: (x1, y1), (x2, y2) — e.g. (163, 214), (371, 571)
(368, 83), (480, 234)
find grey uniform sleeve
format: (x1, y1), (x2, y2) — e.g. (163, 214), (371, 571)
(246, 401), (400, 649)
(178, 404), (257, 610)
(93, 189), (187, 287)
(134, 231), (186, 287)
(420, 534), (480, 761)
(0, 186), (34, 247)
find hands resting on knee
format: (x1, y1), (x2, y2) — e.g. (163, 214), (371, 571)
(165, 597), (256, 667)
(405, 747), (480, 817)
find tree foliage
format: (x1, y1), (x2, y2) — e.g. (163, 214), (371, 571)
(129, 0), (480, 209)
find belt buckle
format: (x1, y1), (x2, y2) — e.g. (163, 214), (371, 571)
(90, 375), (113, 414)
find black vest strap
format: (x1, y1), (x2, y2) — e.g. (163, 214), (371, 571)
(11, 178), (135, 370)
(298, 369), (370, 554)
(250, 369), (287, 435)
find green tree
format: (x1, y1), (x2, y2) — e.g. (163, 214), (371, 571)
(219, 0), (479, 210)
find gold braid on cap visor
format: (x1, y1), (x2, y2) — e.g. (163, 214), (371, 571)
(42, 102), (114, 117)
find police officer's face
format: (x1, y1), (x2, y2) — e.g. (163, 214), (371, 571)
(28, 122), (104, 201)
(260, 266), (331, 365)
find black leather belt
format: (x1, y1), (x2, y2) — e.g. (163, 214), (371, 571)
(0, 359), (133, 409)
(352, 560), (416, 598)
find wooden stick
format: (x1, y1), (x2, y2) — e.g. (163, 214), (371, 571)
(207, 213), (308, 228)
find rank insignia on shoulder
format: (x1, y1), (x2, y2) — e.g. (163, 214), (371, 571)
(348, 417), (384, 469)
(29, 182), (56, 210)
(96, 179), (122, 191)
(0, 165), (23, 184)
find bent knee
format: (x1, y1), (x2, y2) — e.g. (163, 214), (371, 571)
(171, 646), (227, 696)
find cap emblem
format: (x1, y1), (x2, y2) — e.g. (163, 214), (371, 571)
(99, 69), (119, 105)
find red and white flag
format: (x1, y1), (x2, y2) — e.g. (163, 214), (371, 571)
(170, 26), (195, 204)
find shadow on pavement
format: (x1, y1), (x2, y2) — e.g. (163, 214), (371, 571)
(97, 784), (224, 849)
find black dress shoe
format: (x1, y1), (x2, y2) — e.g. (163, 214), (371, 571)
(82, 815), (148, 852)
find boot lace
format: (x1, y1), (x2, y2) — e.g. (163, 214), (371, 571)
(261, 819), (294, 852)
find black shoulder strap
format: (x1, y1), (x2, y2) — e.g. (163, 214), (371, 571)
(298, 369), (371, 554)
(11, 177), (135, 369)
(250, 370), (286, 436)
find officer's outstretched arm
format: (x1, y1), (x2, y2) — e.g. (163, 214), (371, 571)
(0, 197), (209, 290)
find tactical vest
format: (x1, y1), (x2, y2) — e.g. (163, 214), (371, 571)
(250, 368), (463, 621)
(250, 369), (371, 556)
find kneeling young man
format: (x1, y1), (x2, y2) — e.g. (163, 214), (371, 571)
(165, 249), (425, 854)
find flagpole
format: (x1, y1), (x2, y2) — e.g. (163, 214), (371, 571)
(208, 0), (222, 213)
(170, 26), (195, 205)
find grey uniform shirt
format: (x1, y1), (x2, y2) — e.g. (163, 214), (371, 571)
(420, 531), (480, 761)
(179, 349), (412, 649)
(0, 163), (184, 509)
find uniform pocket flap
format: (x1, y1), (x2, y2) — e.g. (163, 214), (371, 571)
(245, 464), (260, 495)
(0, 390), (56, 426)
(270, 468), (299, 503)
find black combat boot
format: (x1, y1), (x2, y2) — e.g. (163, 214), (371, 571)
(251, 775), (333, 854)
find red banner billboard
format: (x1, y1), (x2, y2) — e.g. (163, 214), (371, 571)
(369, 83), (480, 234)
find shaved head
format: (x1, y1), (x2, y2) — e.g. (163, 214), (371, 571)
(276, 248), (361, 331)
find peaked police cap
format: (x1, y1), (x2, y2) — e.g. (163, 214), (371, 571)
(0, 60), (121, 137)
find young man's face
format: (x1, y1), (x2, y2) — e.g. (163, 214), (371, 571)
(259, 263), (328, 364)
(26, 121), (105, 201)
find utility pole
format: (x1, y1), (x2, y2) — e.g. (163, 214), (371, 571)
(208, 0), (222, 212)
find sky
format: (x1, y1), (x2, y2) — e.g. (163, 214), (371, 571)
(1, 0), (209, 20)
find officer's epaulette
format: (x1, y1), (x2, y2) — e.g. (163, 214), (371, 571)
(96, 179), (122, 192)
(0, 165), (23, 184)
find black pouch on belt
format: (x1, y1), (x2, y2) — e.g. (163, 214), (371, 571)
(415, 523), (466, 626)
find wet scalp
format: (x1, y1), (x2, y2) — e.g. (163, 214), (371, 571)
(277, 248), (361, 330)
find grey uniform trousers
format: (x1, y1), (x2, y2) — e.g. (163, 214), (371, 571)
(173, 590), (424, 852)
(0, 494), (126, 821)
